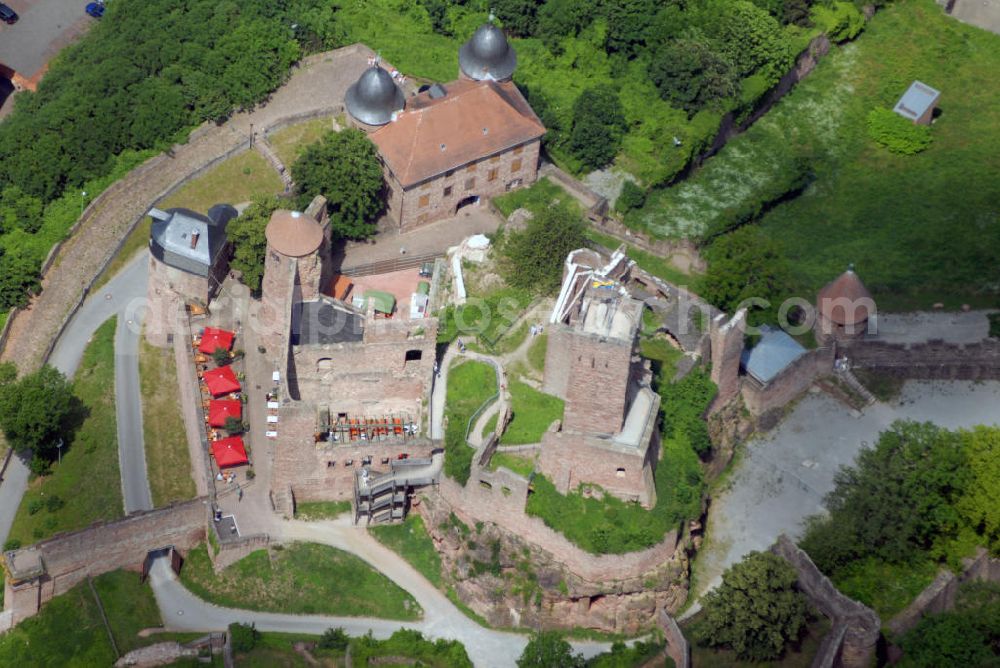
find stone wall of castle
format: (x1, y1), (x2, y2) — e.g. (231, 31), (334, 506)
(3, 499), (207, 625)
(145, 255), (212, 347)
(841, 338), (1000, 379)
(560, 331), (636, 435)
(741, 347), (835, 417)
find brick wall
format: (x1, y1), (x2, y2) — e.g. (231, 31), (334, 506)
(741, 347), (834, 416)
(841, 338), (1000, 380)
(709, 310), (746, 409)
(269, 402), (436, 509)
(3, 498), (208, 626)
(770, 535), (880, 668)
(387, 139), (541, 232)
(561, 330), (636, 434)
(542, 325), (572, 399)
(537, 430), (655, 507)
(436, 477), (680, 583)
(259, 244), (297, 356)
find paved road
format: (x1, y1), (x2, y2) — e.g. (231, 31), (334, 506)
(0, 251), (151, 546)
(149, 517), (615, 667)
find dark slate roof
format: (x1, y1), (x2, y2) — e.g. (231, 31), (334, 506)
(459, 23), (517, 81)
(740, 325), (807, 385)
(345, 66), (406, 126)
(291, 299), (365, 346)
(149, 205), (235, 277)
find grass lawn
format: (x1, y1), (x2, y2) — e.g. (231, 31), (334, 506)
(493, 178), (577, 219)
(488, 451), (536, 478)
(6, 317), (122, 546)
(631, 0), (1000, 308)
(526, 333), (547, 373)
(685, 614), (831, 668)
(369, 514), (443, 588)
(0, 568), (166, 666)
(832, 556), (939, 619)
(267, 118), (336, 167)
(180, 542), (421, 620)
(96, 149), (284, 291)
(443, 360), (497, 485)
(91, 570), (163, 654)
(500, 381), (564, 445)
(139, 335), (195, 506)
(293, 500), (352, 521)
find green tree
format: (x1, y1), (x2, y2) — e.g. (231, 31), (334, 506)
(650, 39), (738, 115)
(598, 0), (658, 58)
(695, 551), (808, 661)
(536, 0), (594, 52)
(318, 626), (350, 650)
(0, 365), (78, 465)
(615, 180), (646, 214)
(292, 129), (384, 240)
(227, 194), (280, 293)
(228, 623), (259, 653)
(956, 426), (1000, 552)
(783, 0), (814, 26)
(800, 421), (971, 574)
(493, 0), (541, 37)
(699, 226), (791, 321)
(706, 0), (794, 84)
(0, 249), (42, 311)
(0, 185), (44, 234)
(517, 631), (584, 667)
(568, 85), (626, 170)
(497, 206), (587, 294)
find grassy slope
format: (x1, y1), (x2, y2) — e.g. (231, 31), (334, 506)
(443, 360), (497, 484)
(0, 569), (164, 666)
(267, 118), (336, 167)
(97, 149), (284, 290)
(293, 500), (352, 521)
(634, 0), (1000, 307)
(501, 381), (564, 445)
(369, 514), (443, 588)
(139, 335), (195, 506)
(7, 317), (122, 546)
(180, 542), (421, 620)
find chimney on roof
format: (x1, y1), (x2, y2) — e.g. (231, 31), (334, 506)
(190, 230), (200, 249)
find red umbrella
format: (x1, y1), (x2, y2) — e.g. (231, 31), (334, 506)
(203, 366), (240, 397)
(211, 436), (248, 468)
(208, 400), (242, 428)
(199, 327), (235, 355)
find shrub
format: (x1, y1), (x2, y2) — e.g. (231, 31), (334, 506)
(224, 416), (245, 435)
(211, 348), (231, 366)
(616, 181), (647, 214)
(812, 1), (865, 43)
(4, 538), (22, 551)
(228, 623), (258, 653)
(660, 368), (717, 456)
(867, 107), (933, 155)
(318, 627), (349, 650)
(695, 551), (809, 661)
(517, 631), (583, 668)
(44, 495), (65, 513)
(497, 206), (587, 294)
(27, 499), (43, 516)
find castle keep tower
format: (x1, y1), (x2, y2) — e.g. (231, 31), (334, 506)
(259, 209), (326, 352)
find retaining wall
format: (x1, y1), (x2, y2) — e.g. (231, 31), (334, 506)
(841, 338), (1000, 380)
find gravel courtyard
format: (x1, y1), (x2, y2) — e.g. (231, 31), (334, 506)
(686, 379), (1000, 614)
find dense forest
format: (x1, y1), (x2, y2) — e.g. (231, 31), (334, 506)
(0, 0), (873, 313)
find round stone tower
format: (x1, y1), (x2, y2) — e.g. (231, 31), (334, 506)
(815, 266), (875, 343)
(459, 22), (517, 82)
(344, 65), (406, 131)
(259, 210), (326, 351)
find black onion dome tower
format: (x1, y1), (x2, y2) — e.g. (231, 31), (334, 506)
(459, 22), (517, 81)
(345, 65), (405, 126)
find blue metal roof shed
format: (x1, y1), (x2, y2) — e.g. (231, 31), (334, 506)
(893, 81), (940, 124)
(741, 325), (808, 385)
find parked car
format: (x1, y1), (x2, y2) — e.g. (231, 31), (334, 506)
(419, 261), (434, 278)
(85, 1), (104, 18)
(0, 3), (18, 24)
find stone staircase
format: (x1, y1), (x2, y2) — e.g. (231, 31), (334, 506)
(254, 138), (293, 192)
(837, 367), (877, 406)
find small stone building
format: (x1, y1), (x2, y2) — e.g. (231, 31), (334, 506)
(344, 23), (545, 232)
(539, 248), (660, 507)
(815, 268), (875, 343)
(144, 204), (237, 346)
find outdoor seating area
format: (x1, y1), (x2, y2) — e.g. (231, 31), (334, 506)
(314, 411), (419, 444)
(193, 326), (250, 476)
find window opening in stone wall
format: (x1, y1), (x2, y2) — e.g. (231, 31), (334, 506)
(616, 468), (626, 478)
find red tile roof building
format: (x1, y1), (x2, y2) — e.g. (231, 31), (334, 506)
(371, 79), (544, 231)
